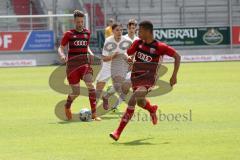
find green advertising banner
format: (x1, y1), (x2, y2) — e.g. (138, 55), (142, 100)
(154, 26), (230, 46)
(97, 26), (230, 47)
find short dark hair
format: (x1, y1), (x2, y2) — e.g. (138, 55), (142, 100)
(112, 22), (122, 30)
(139, 21), (153, 33)
(127, 19), (137, 27)
(73, 10), (85, 18)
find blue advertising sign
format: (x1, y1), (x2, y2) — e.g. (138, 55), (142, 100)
(23, 31), (54, 51)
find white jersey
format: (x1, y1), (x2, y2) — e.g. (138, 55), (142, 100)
(96, 35), (132, 82)
(123, 34), (139, 43)
(123, 34), (139, 80)
(102, 35), (132, 69)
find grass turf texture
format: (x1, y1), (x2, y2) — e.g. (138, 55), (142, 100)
(0, 62), (239, 160)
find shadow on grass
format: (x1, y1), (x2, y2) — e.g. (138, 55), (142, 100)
(112, 137), (171, 146)
(100, 116), (120, 120)
(54, 97), (121, 122)
(112, 137), (155, 146)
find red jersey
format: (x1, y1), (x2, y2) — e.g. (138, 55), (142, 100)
(127, 39), (176, 90)
(61, 28), (91, 66)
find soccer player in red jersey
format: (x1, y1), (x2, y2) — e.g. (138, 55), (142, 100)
(110, 21), (181, 141)
(58, 10), (101, 121)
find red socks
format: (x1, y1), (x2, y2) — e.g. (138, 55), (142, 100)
(65, 89), (96, 115)
(143, 99), (154, 113)
(65, 95), (73, 109)
(116, 107), (135, 134)
(88, 89), (97, 114)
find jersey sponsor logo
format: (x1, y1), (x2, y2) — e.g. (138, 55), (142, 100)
(137, 52), (152, 62)
(104, 42), (117, 52)
(119, 40), (132, 50)
(73, 40), (88, 46)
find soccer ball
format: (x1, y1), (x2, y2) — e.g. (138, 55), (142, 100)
(79, 108), (92, 121)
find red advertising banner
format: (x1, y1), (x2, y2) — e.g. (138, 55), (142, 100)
(0, 32), (29, 51)
(0, 31), (54, 52)
(232, 26), (240, 45)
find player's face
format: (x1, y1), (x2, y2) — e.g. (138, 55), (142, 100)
(74, 17), (84, 31)
(113, 26), (123, 39)
(128, 25), (137, 35)
(138, 26), (148, 40)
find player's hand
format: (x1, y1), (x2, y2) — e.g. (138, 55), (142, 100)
(128, 64), (133, 71)
(122, 54), (131, 62)
(60, 55), (67, 64)
(170, 75), (177, 87)
(127, 56), (133, 64)
(111, 52), (119, 59)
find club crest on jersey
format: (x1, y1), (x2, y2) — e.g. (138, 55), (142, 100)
(150, 48), (156, 54)
(84, 34), (88, 39)
(137, 52), (152, 62)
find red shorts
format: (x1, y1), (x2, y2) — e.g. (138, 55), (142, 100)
(131, 62), (158, 92)
(131, 75), (156, 92)
(66, 64), (93, 85)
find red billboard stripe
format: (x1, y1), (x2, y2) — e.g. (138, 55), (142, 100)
(232, 26), (240, 45)
(0, 32), (29, 51)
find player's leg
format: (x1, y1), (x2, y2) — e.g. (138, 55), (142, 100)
(83, 72), (101, 121)
(95, 66), (111, 107)
(110, 92), (136, 141)
(135, 87), (158, 125)
(111, 71), (132, 110)
(111, 79), (131, 110)
(64, 84), (80, 120)
(96, 81), (106, 100)
(110, 86), (153, 140)
(103, 76), (124, 99)
(102, 75), (125, 110)
(65, 68), (82, 120)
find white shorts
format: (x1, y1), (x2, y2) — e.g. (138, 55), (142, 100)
(96, 66), (111, 83)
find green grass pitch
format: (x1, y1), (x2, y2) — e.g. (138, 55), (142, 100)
(0, 62), (240, 160)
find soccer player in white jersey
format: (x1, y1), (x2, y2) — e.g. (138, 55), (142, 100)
(123, 19), (139, 42)
(96, 22), (132, 110)
(111, 19), (139, 110)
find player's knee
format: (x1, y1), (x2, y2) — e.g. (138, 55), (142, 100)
(96, 82), (106, 90)
(113, 82), (122, 93)
(71, 85), (80, 97)
(121, 83), (130, 94)
(134, 91), (144, 98)
(134, 87), (147, 98)
(127, 105), (135, 110)
(71, 91), (80, 98)
(128, 95), (137, 106)
(85, 82), (94, 90)
(136, 98), (145, 107)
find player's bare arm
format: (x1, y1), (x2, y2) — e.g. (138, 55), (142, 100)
(58, 45), (67, 63)
(87, 46), (95, 64)
(170, 52), (181, 87)
(87, 46), (94, 56)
